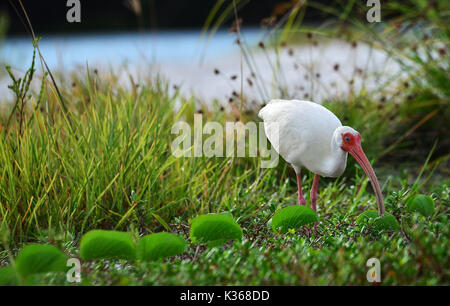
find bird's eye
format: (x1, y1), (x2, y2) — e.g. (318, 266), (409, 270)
(345, 137), (350, 142)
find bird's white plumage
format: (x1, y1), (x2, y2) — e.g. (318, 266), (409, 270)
(259, 99), (347, 177)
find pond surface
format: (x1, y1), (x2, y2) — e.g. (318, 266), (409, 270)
(0, 29), (401, 105)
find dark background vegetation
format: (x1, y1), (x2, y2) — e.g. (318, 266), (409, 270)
(3, 0), (348, 35)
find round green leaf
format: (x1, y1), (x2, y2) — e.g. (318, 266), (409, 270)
(80, 230), (136, 261)
(137, 232), (186, 261)
(0, 266), (19, 285)
(356, 210), (400, 231)
(407, 195), (435, 217)
(272, 205), (318, 233)
(15, 244), (67, 277)
(190, 214), (243, 247)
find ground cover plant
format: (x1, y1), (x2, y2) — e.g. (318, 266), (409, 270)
(0, 67), (447, 284)
(0, 0), (448, 285)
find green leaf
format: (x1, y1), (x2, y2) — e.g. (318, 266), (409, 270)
(80, 230), (136, 261)
(190, 213), (243, 247)
(137, 232), (186, 261)
(356, 210), (400, 232)
(272, 206), (318, 233)
(407, 195), (435, 217)
(0, 266), (19, 285)
(15, 244), (67, 277)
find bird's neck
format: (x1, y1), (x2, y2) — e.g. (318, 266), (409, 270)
(325, 137), (348, 177)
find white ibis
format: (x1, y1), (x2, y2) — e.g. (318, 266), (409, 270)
(259, 99), (385, 217)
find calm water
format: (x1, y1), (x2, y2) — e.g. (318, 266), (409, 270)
(0, 29), (401, 104)
(1, 29), (263, 71)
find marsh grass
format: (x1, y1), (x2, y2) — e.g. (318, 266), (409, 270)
(0, 72), (279, 244)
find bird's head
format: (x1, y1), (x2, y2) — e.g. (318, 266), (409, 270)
(335, 126), (385, 217)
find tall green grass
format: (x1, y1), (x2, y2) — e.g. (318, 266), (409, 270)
(0, 68), (289, 248)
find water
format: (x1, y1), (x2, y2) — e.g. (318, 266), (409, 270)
(0, 29), (402, 105)
(1, 30), (263, 71)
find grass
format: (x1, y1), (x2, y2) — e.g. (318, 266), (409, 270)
(0, 70), (448, 285)
(0, 0), (449, 286)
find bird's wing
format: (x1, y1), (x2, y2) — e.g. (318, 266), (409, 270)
(259, 100), (313, 164)
(259, 99), (303, 120)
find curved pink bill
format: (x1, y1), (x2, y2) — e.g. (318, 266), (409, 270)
(349, 144), (385, 217)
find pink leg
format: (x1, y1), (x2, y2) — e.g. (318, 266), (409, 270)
(296, 172), (306, 205)
(310, 174), (320, 211)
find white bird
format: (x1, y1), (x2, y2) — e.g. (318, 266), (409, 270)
(259, 99), (385, 216)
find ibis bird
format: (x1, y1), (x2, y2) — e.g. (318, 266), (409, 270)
(259, 99), (385, 217)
